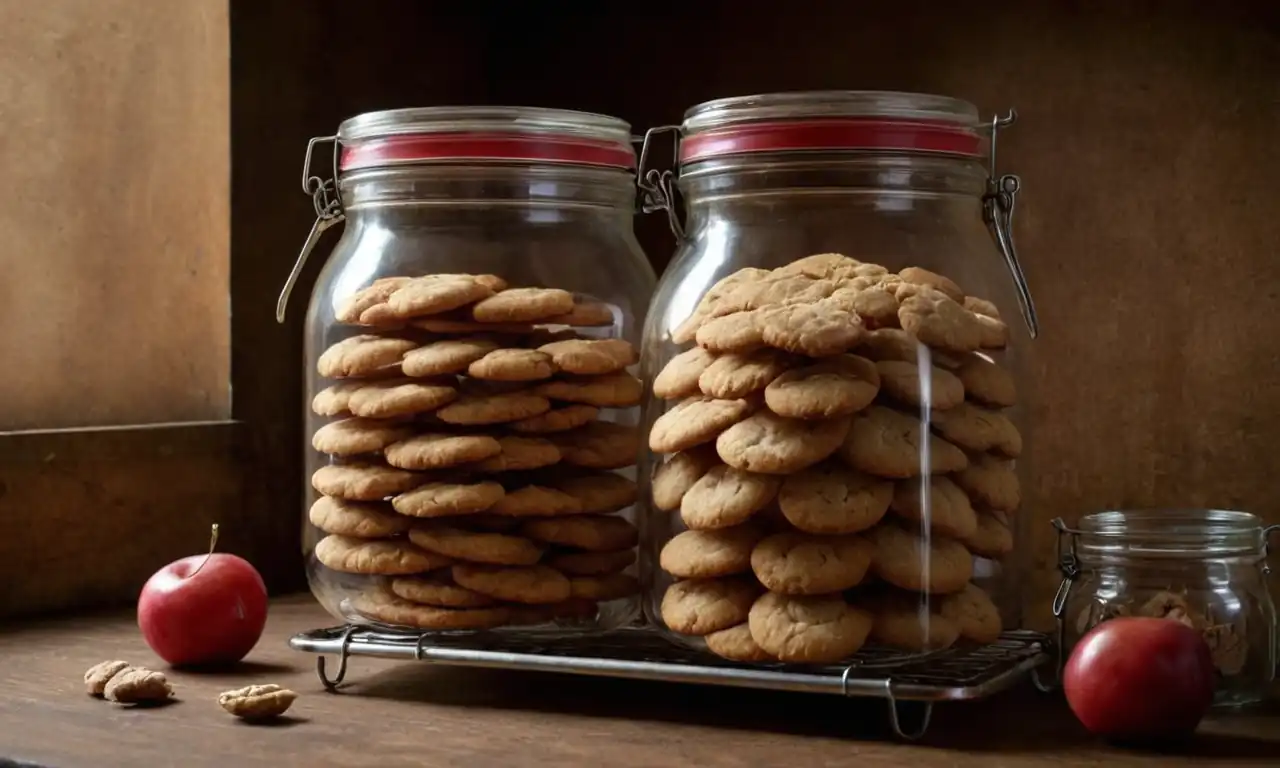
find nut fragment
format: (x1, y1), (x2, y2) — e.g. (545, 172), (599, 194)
(103, 667), (174, 704)
(218, 684), (299, 720)
(84, 659), (131, 696)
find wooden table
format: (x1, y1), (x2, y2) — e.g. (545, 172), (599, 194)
(1, 596), (1276, 767)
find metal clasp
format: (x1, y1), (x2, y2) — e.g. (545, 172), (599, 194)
(636, 125), (685, 241)
(276, 135), (346, 324)
(982, 110), (1040, 340)
(1032, 517), (1081, 692)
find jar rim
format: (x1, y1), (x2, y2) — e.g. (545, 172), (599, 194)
(1076, 508), (1268, 559)
(681, 90), (981, 133)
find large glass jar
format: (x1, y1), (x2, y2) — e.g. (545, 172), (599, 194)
(638, 91), (1039, 665)
(280, 107), (656, 636)
(1055, 509), (1277, 708)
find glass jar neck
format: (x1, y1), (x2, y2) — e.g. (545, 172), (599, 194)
(1074, 509), (1269, 564)
(339, 164), (638, 213)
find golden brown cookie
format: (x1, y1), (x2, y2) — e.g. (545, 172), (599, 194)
(748, 593), (873, 663)
(868, 523), (973, 594)
(452, 563), (572, 604)
(648, 396), (755, 454)
(389, 574), (498, 608)
(411, 316), (535, 335)
(384, 433), (503, 470)
(899, 266), (965, 303)
(313, 535), (451, 575)
(542, 299), (616, 327)
(774, 252), (862, 279)
(402, 337), (502, 377)
(312, 418), (416, 457)
(391, 481), (505, 518)
(929, 402), (1022, 458)
(836, 405), (968, 478)
(954, 354), (1017, 408)
(351, 588), (511, 629)
(550, 421), (640, 469)
(964, 296), (1009, 349)
(759, 301), (867, 358)
(661, 577), (761, 636)
(336, 277), (412, 324)
(436, 391), (552, 426)
(346, 379), (459, 418)
(470, 287), (575, 323)
(520, 514), (638, 551)
(695, 310), (768, 354)
(750, 532), (873, 595)
(652, 346), (716, 400)
(763, 354), (880, 420)
(963, 511), (1014, 559)
(317, 335), (416, 378)
(698, 349), (794, 399)
(489, 485), (583, 517)
(659, 524), (763, 579)
(875, 360), (966, 411)
(550, 471), (639, 514)
(672, 267), (771, 344)
(651, 446), (722, 511)
(681, 465), (781, 530)
(545, 548), (636, 576)
(710, 274), (838, 318)
(508, 403), (600, 434)
(387, 275), (496, 318)
(538, 339), (637, 375)
(777, 462), (894, 534)
(568, 573), (640, 601)
(825, 284), (901, 329)
(866, 591), (960, 651)
(939, 583), (1004, 644)
(311, 462), (421, 501)
(954, 453), (1021, 512)
(408, 524), (545, 566)
(704, 623), (775, 663)
(467, 349), (557, 382)
(715, 411), (850, 475)
(311, 381), (364, 416)
(890, 476), (979, 540)
(308, 496), (409, 538)
(471, 436), (562, 472)
(897, 286), (983, 353)
(534, 372), (644, 408)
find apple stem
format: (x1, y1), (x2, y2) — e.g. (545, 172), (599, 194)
(188, 523), (220, 578)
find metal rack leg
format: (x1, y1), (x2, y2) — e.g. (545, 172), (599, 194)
(316, 625), (356, 692)
(884, 679), (933, 741)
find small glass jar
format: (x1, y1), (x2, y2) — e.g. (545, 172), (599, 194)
(1056, 509), (1278, 708)
(280, 107), (656, 635)
(637, 91), (1040, 665)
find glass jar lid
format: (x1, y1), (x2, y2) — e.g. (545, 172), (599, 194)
(678, 90), (984, 165)
(336, 106), (636, 172)
(1075, 509), (1271, 560)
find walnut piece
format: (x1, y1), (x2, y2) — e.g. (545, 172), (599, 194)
(1136, 591), (1203, 629)
(103, 667), (174, 704)
(1203, 623), (1248, 676)
(84, 660), (131, 697)
(217, 684), (298, 720)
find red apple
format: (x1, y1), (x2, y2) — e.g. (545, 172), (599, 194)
(138, 524), (268, 667)
(1063, 616), (1215, 742)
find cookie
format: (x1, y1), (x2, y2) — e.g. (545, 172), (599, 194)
(954, 354), (1016, 408)
(471, 287), (575, 323)
(964, 296), (1009, 349)
(774, 252), (862, 279)
(436, 392), (552, 426)
(391, 481), (505, 517)
(651, 446), (721, 511)
(538, 339), (636, 376)
(543, 299), (616, 327)
(897, 286), (983, 353)
(311, 381), (364, 416)
(336, 277), (412, 324)
(866, 591), (960, 651)
(411, 316), (535, 334)
(471, 436), (562, 472)
(508, 404), (600, 434)
(875, 360), (965, 411)
(711, 274), (838, 318)
(347, 379), (458, 418)
(750, 532), (873, 595)
(408, 524), (545, 566)
(313, 535), (451, 575)
(868, 524), (973, 594)
(858, 328), (940, 366)
(452, 563), (572, 604)
(317, 335), (416, 378)
(550, 471), (639, 513)
(568, 573), (640, 601)
(467, 349), (557, 382)
(308, 496), (409, 538)
(826, 284), (901, 329)
(312, 418), (416, 457)
(648, 396), (754, 454)
(351, 588), (511, 629)
(489, 485), (583, 517)
(550, 421), (640, 469)
(759, 301), (866, 358)
(660, 577), (761, 636)
(704, 623), (775, 663)
(534, 372), (643, 408)
(520, 514), (638, 551)
(715, 411), (850, 474)
(387, 275), (496, 318)
(964, 511), (1014, 558)
(929, 402), (1023, 458)
(652, 346), (716, 400)
(695, 310), (767, 354)
(698, 349), (794, 400)
(939, 583), (1004, 644)
(672, 267), (771, 344)
(890, 476), (979, 540)
(401, 337), (502, 377)
(680, 465), (781, 530)
(546, 548), (636, 576)
(389, 574), (498, 608)
(763, 354), (880, 420)
(659, 524), (763, 579)
(384, 433), (503, 470)
(311, 462), (421, 501)
(899, 266), (964, 303)
(777, 462), (893, 534)
(836, 405), (968, 478)
(748, 593), (874, 663)
(954, 453), (1021, 512)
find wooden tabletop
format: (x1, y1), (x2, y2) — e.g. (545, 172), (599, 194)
(1, 596), (1276, 767)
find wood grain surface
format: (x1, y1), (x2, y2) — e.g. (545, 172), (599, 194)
(0, 596), (1274, 767)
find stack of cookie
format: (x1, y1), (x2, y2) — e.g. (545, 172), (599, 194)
(650, 253), (1018, 665)
(306, 272), (644, 632)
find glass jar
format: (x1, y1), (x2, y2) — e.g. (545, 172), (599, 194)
(1055, 510), (1278, 708)
(279, 107), (656, 636)
(637, 91), (1039, 665)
